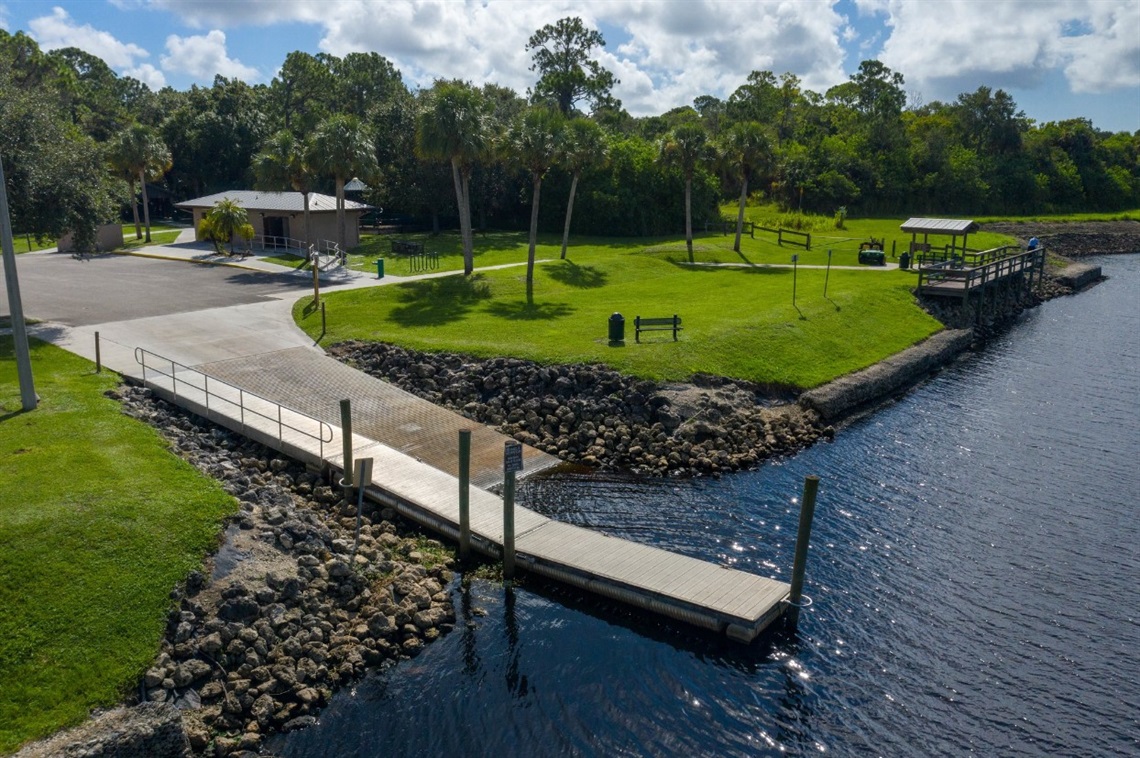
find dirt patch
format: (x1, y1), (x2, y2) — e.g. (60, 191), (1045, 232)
(981, 220), (1140, 257)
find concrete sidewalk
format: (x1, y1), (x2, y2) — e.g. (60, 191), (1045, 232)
(15, 236), (560, 488)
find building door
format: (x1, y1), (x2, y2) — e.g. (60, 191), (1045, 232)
(264, 216), (289, 246)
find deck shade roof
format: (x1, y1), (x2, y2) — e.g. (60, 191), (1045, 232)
(900, 218), (979, 235)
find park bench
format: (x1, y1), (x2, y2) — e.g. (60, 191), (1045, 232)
(391, 239), (424, 256)
(635, 315), (682, 343)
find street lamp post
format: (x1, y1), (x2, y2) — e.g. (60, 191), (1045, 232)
(0, 154), (38, 411)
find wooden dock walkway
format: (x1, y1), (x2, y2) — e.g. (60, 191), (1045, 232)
(916, 247), (1046, 301)
(135, 348), (792, 643)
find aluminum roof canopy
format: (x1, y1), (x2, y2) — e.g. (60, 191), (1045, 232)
(900, 218), (979, 235)
(175, 191), (371, 213)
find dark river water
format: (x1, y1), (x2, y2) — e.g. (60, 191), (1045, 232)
(273, 255), (1139, 757)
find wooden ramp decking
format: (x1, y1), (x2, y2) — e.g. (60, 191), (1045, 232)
(135, 348), (791, 643)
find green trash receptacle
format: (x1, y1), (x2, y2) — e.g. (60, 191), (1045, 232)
(375, 258), (385, 278)
(608, 312), (625, 343)
(899, 251), (911, 270)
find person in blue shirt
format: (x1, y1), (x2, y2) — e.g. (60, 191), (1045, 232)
(1028, 236), (1040, 250)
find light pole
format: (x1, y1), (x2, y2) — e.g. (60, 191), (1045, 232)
(0, 153), (37, 411)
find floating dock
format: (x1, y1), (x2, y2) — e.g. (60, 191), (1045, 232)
(135, 348), (792, 643)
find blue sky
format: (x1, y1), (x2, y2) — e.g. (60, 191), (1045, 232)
(2, 0), (1137, 132)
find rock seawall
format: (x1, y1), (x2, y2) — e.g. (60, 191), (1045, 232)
(18, 386), (460, 757)
(1054, 262), (1103, 290)
(798, 329), (974, 421)
(16, 703), (189, 758)
(328, 342), (830, 477)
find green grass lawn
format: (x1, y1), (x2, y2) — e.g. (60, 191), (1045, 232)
(0, 338), (235, 753)
(119, 229), (181, 249)
(9, 234), (57, 254)
(261, 252), (310, 269)
(298, 233), (946, 389)
(344, 230), (564, 274)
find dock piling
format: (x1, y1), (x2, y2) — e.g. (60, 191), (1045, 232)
(458, 429), (471, 561)
(788, 475), (820, 628)
(339, 399), (353, 501)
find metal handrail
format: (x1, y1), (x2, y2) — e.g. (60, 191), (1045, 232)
(133, 347), (334, 459)
(251, 234), (309, 254)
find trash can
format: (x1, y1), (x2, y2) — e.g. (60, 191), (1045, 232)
(375, 258), (385, 279)
(899, 251), (910, 270)
(608, 312), (625, 343)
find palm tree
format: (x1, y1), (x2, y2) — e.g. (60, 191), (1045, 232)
(199, 198), (254, 255)
(659, 122), (710, 258)
(717, 122), (772, 253)
(309, 114), (376, 251)
(252, 130), (314, 247)
(506, 107), (563, 301)
(416, 82), (490, 276)
(557, 118), (607, 259)
(108, 123), (171, 243)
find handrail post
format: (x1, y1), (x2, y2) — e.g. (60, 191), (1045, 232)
(239, 388), (245, 433)
(170, 358), (177, 398)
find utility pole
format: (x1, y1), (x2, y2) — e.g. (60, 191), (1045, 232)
(0, 154), (37, 411)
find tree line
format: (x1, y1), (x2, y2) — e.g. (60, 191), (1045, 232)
(2, 17), (1138, 257)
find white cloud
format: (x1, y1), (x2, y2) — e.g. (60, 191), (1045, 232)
(161, 30), (260, 81)
(152, 0), (325, 29)
(125, 62), (167, 89)
(869, 0), (1140, 101)
(153, 0), (850, 115)
(28, 6), (151, 69)
(144, 0), (1136, 120)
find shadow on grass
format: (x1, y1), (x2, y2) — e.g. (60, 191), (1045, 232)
(485, 300), (575, 321)
(389, 275), (492, 327)
(546, 261), (608, 289)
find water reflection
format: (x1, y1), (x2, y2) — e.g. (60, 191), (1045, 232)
(273, 255), (1140, 757)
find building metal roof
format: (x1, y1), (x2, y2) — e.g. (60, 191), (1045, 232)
(175, 191), (370, 213)
(344, 177), (369, 192)
(900, 218), (979, 235)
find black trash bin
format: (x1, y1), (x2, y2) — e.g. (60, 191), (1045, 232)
(608, 312), (625, 343)
(899, 251), (910, 270)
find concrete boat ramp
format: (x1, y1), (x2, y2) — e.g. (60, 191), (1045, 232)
(15, 243), (792, 642)
(134, 346), (791, 643)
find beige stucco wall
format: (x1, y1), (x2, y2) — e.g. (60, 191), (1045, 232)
(190, 208), (363, 249)
(57, 223), (125, 253)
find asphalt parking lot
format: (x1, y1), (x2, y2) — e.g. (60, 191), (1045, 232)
(1, 252), (312, 326)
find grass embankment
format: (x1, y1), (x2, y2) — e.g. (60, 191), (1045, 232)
(0, 338), (235, 754)
(296, 230), (952, 389)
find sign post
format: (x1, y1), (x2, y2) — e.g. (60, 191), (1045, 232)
(353, 457), (373, 554)
(502, 441), (523, 580)
(824, 249), (832, 298)
(791, 254), (799, 308)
